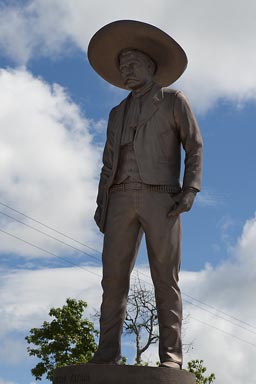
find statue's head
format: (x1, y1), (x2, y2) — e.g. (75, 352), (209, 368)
(88, 20), (187, 90)
(118, 49), (156, 91)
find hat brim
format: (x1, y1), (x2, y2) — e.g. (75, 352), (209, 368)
(87, 20), (188, 89)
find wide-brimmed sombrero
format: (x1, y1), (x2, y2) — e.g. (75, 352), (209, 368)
(87, 20), (188, 89)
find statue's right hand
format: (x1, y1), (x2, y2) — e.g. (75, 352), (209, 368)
(167, 190), (196, 217)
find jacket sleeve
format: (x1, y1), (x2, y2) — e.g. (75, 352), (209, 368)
(94, 109), (115, 229)
(173, 91), (203, 191)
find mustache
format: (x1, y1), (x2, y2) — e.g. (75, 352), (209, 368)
(124, 78), (138, 83)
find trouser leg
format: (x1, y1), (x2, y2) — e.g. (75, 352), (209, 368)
(96, 191), (142, 362)
(140, 191), (182, 366)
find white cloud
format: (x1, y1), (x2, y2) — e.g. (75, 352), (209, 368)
(0, 266), (102, 337)
(235, 214), (256, 266)
(0, 68), (103, 258)
(114, 216), (256, 383)
(0, 0), (75, 64)
(180, 216), (256, 383)
(1, 0), (256, 111)
(0, 379), (16, 384)
(0, 265), (103, 369)
(1, 210), (255, 384)
(196, 189), (219, 207)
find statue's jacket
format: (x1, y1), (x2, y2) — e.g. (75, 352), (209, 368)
(95, 83), (203, 232)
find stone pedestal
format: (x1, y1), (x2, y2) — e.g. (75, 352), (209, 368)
(53, 364), (196, 384)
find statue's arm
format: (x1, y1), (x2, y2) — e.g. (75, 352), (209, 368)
(94, 111), (115, 227)
(168, 92), (203, 216)
(175, 91), (203, 191)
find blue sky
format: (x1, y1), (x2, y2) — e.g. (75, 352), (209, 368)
(0, 1), (256, 383)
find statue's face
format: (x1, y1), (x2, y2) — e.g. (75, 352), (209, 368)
(119, 50), (154, 91)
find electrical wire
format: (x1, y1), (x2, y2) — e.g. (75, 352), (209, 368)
(0, 228), (102, 279)
(190, 316), (256, 349)
(1, 200), (256, 339)
(183, 292), (256, 331)
(0, 210), (101, 264)
(1, 225), (256, 350)
(0, 201), (100, 254)
(128, 257), (256, 331)
(183, 299), (256, 336)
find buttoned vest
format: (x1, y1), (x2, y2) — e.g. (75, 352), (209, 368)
(113, 142), (142, 183)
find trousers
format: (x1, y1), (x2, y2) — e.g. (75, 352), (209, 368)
(97, 187), (183, 366)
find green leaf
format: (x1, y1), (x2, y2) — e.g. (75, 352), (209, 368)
(25, 298), (97, 381)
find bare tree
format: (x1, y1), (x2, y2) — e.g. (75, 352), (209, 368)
(124, 276), (159, 365)
(93, 273), (192, 365)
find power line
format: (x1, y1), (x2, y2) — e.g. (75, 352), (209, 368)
(183, 299), (256, 336)
(0, 225), (145, 305)
(135, 269), (256, 336)
(0, 228), (102, 279)
(183, 292), (256, 331)
(1, 226), (256, 349)
(0, 201), (101, 255)
(190, 316), (256, 349)
(0, 227), (140, 288)
(0, 210), (101, 264)
(0, 203), (156, 291)
(1, 200), (256, 334)
(131, 263), (256, 331)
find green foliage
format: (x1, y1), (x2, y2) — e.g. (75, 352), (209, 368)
(187, 359), (216, 384)
(25, 298), (98, 381)
(119, 356), (128, 365)
(134, 361), (149, 366)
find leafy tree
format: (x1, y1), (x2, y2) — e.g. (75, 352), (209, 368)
(25, 298), (98, 381)
(187, 359), (216, 383)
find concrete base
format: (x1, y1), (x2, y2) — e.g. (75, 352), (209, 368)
(53, 363), (196, 384)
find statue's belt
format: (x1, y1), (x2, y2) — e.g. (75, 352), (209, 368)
(109, 183), (180, 193)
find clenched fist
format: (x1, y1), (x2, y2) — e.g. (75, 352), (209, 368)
(168, 189), (197, 217)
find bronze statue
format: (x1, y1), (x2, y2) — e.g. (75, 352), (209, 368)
(87, 20), (203, 369)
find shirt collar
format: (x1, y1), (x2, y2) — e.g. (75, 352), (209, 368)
(131, 81), (155, 99)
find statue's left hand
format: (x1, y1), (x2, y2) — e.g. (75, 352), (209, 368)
(167, 190), (197, 217)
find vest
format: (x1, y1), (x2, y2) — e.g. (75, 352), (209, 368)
(113, 142), (142, 184)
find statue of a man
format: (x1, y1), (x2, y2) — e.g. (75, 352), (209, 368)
(87, 20), (203, 369)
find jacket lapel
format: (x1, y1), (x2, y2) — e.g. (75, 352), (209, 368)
(108, 83), (163, 183)
(136, 83), (162, 129)
(107, 96), (130, 185)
